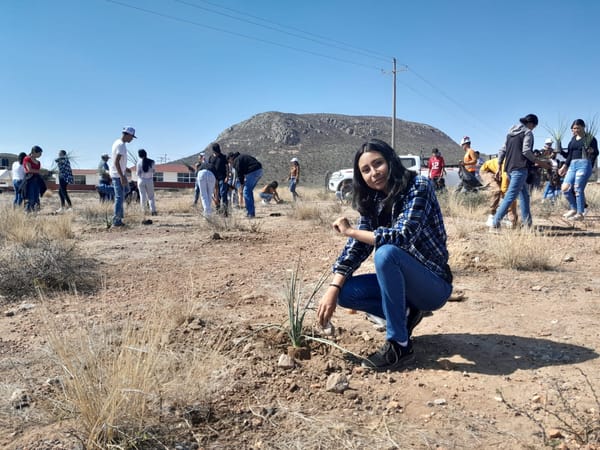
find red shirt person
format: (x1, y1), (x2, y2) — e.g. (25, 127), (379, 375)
(428, 148), (446, 179)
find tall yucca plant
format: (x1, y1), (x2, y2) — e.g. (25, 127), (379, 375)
(544, 118), (568, 153)
(583, 115), (598, 152)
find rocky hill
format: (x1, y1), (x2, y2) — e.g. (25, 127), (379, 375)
(179, 112), (462, 186)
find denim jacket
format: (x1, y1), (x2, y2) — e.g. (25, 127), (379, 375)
(333, 176), (451, 283)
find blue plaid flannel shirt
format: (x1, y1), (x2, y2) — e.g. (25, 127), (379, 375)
(333, 176), (451, 283)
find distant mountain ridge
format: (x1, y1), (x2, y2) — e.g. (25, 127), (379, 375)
(179, 112), (462, 186)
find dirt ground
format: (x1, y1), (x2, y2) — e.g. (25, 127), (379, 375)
(0, 186), (599, 450)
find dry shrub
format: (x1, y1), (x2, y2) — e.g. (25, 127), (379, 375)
(487, 228), (556, 270)
(498, 368), (600, 447)
(44, 296), (227, 449)
(0, 206), (98, 299)
(0, 239), (99, 299)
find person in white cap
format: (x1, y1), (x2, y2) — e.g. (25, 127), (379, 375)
(110, 126), (136, 227)
(288, 157), (301, 201)
(460, 136), (478, 173)
(455, 136), (480, 192)
(542, 138), (554, 156)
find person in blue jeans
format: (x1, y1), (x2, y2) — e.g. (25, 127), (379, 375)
(490, 114), (549, 230)
(227, 152), (263, 218)
(316, 139), (453, 371)
(110, 126), (136, 226)
(559, 119), (598, 221)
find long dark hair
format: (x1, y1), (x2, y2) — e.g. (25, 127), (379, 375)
(352, 139), (416, 217)
(571, 118), (585, 130)
(138, 149), (154, 173)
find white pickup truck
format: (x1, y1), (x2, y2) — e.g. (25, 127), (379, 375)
(327, 154), (460, 195)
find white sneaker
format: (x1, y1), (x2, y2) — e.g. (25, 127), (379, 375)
(66, 207), (72, 211)
(563, 210), (576, 218)
(501, 218), (514, 229)
(568, 213), (584, 221)
(261, 199), (269, 205)
(485, 214), (494, 227)
(56, 208), (63, 213)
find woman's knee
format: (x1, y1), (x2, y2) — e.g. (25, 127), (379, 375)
(561, 183), (571, 193)
(374, 245), (400, 268)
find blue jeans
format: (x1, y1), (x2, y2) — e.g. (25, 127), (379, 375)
(542, 181), (561, 202)
(493, 168), (531, 227)
(289, 177), (298, 200)
(218, 180), (229, 209)
(563, 159), (592, 214)
(259, 192), (273, 202)
(112, 177), (126, 224)
(243, 168), (263, 217)
(13, 179), (23, 206)
(25, 175), (40, 212)
(337, 245), (452, 343)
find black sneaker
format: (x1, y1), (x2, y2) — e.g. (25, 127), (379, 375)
(361, 340), (414, 371)
(407, 308), (424, 338)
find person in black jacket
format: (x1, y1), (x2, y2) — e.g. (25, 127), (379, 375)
(208, 143), (228, 214)
(227, 152), (263, 217)
(490, 114), (549, 230)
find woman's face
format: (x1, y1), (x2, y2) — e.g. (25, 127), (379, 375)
(571, 123), (585, 138)
(358, 150), (389, 193)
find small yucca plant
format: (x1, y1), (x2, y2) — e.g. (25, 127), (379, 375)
(286, 263), (327, 348)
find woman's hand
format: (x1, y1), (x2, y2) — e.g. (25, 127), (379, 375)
(332, 217), (352, 236)
(316, 287), (338, 327)
(558, 165), (567, 177)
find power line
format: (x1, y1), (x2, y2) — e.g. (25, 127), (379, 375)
(407, 66), (499, 137)
(104, 0), (386, 71)
(104, 0), (496, 140)
(173, 0), (392, 63)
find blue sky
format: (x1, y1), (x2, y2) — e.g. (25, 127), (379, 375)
(2, 0), (599, 170)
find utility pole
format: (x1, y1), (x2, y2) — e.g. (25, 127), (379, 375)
(391, 57), (397, 150)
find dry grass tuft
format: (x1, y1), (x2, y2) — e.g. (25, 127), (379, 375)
(288, 203), (331, 226)
(439, 191), (488, 219)
(44, 295), (228, 449)
(0, 205), (74, 243)
(487, 227), (556, 271)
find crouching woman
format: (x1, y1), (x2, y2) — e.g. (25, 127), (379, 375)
(317, 139), (453, 371)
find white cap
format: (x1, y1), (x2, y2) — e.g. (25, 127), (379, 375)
(544, 138), (553, 145)
(460, 136), (471, 145)
(122, 126), (137, 138)
(290, 157), (299, 163)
